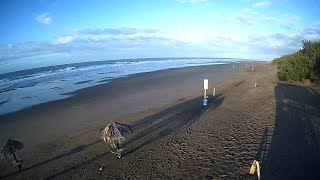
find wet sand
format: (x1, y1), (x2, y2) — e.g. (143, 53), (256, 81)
(0, 64), (241, 147)
(1, 63), (320, 179)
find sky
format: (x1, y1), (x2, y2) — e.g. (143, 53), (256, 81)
(0, 0), (320, 68)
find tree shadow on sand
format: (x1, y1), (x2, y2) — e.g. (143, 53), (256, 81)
(263, 83), (320, 180)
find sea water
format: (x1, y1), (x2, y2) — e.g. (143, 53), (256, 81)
(0, 58), (238, 115)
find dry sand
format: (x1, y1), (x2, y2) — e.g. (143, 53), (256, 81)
(1, 63), (320, 179)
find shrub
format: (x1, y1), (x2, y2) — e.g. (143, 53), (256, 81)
(272, 41), (320, 84)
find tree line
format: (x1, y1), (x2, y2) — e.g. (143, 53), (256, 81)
(272, 41), (320, 84)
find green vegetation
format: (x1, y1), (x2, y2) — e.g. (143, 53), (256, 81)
(272, 41), (320, 84)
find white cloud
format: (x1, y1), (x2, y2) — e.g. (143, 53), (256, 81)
(174, 32), (203, 43)
(230, 10), (300, 29)
(61, 27), (164, 43)
(48, 24), (319, 60)
(253, 1), (272, 8)
(54, 27), (179, 48)
(36, 13), (52, 25)
(282, 15), (300, 29)
(55, 36), (75, 44)
(7, 43), (16, 49)
(248, 24), (320, 56)
(231, 12), (277, 25)
(176, 0), (208, 4)
(208, 31), (250, 43)
(3, 23), (319, 62)
(71, 27), (157, 36)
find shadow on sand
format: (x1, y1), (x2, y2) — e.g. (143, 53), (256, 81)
(263, 83), (320, 180)
(124, 81), (244, 155)
(0, 140), (101, 178)
(124, 94), (224, 156)
(41, 94), (224, 179)
(240, 127), (271, 180)
(2, 81), (246, 179)
(255, 127), (270, 164)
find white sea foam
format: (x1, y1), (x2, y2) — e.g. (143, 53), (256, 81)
(0, 58), (237, 115)
(56, 66), (76, 72)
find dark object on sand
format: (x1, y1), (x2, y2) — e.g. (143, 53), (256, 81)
(99, 166), (104, 173)
(1, 138), (24, 171)
(101, 122), (133, 158)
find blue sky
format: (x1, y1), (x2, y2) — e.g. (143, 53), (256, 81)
(1, 0), (320, 68)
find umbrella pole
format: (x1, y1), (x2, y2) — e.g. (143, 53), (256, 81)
(12, 153), (22, 171)
(12, 153), (18, 162)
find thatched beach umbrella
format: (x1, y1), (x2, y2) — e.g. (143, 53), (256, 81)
(101, 122), (133, 158)
(1, 138), (24, 170)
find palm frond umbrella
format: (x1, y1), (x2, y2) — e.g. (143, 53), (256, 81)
(1, 138), (24, 171)
(101, 122), (133, 158)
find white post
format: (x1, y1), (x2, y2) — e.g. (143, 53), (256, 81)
(213, 88), (216, 96)
(255, 82), (257, 88)
(233, 63), (234, 69)
(246, 64), (248, 68)
(204, 79), (208, 98)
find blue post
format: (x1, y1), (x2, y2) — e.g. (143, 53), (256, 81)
(203, 98), (208, 106)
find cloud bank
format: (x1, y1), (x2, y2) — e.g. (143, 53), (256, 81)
(1, 22), (319, 64)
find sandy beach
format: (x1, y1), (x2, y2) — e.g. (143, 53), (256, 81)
(1, 63), (320, 179)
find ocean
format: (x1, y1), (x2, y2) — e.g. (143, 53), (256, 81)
(0, 58), (239, 115)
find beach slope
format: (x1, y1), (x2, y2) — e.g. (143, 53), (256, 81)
(1, 63), (320, 179)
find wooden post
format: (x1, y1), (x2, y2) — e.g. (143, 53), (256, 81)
(233, 63), (234, 69)
(213, 88), (216, 96)
(250, 160), (261, 180)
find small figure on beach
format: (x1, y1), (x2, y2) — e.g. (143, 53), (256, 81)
(1, 138), (24, 171)
(101, 122), (133, 159)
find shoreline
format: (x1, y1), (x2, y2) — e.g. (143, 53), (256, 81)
(0, 62), (241, 116)
(0, 63), (246, 147)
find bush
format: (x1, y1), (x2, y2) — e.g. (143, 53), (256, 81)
(272, 41), (320, 84)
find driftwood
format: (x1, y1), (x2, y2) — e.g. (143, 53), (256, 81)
(249, 160), (261, 180)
